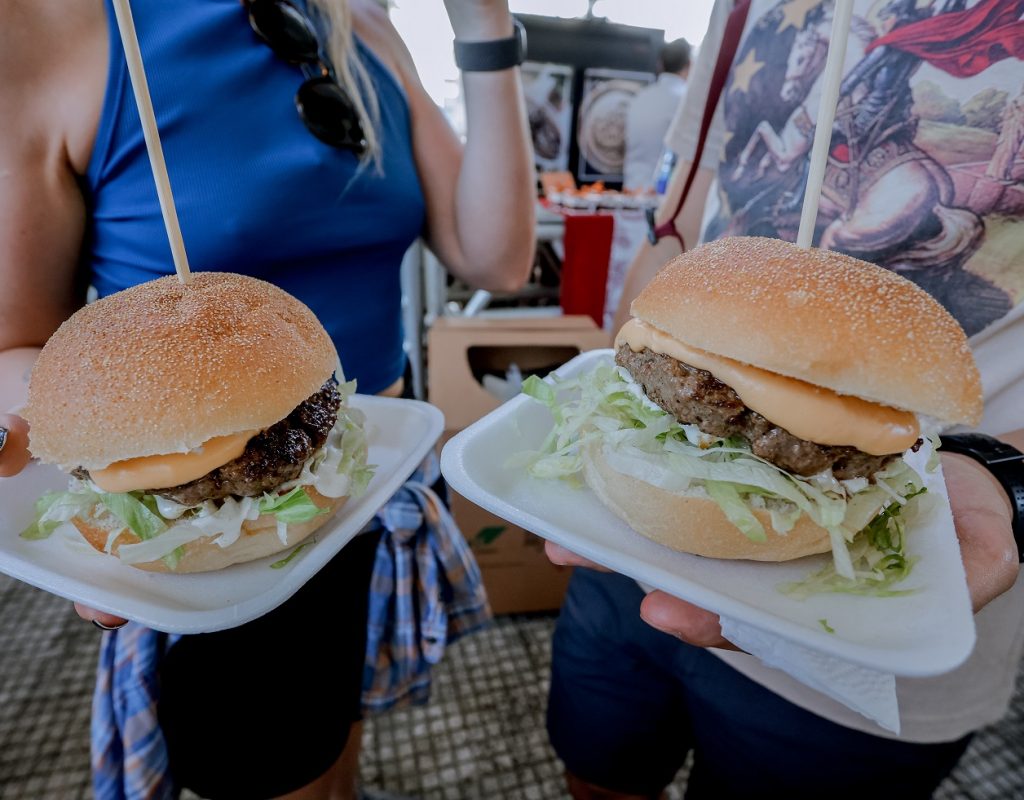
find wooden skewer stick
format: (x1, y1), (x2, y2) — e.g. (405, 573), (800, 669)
(110, 0), (192, 284)
(796, 0), (855, 249)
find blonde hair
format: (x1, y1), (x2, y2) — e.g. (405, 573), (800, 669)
(307, 0), (382, 163)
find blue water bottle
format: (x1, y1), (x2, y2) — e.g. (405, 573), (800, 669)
(654, 149), (678, 196)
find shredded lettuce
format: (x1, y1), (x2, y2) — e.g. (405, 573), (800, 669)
(705, 481), (767, 542)
(116, 523), (224, 565)
(98, 491), (184, 569)
(783, 486), (928, 598)
(925, 432), (942, 474)
(99, 491), (167, 541)
(22, 389), (373, 570)
(521, 365), (930, 595)
(20, 490), (100, 540)
(19, 484), (182, 568)
(270, 542), (311, 569)
(163, 546), (185, 571)
(258, 486), (326, 524)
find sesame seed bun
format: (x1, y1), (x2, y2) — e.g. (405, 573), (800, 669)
(630, 237), (982, 425)
(25, 273), (338, 470)
(582, 442), (830, 561)
(71, 488), (345, 573)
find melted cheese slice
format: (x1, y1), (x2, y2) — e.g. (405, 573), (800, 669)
(91, 430), (257, 493)
(615, 319), (919, 455)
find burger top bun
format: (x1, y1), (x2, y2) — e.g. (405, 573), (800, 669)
(25, 273), (338, 470)
(630, 237), (983, 426)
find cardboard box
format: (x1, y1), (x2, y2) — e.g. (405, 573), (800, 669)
(430, 316), (608, 613)
(447, 478), (574, 615)
(428, 315), (610, 430)
(437, 429), (573, 615)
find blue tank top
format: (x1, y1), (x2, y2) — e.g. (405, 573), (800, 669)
(83, 0), (426, 395)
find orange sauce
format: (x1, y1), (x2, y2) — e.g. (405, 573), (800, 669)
(615, 319), (919, 455)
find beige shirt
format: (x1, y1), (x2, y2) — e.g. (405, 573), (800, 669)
(624, 73), (687, 192)
(664, 0), (1024, 743)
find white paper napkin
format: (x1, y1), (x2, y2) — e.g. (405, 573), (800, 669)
(720, 615), (900, 734)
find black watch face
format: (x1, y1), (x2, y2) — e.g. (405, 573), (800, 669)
(645, 207), (659, 245)
(943, 435), (1024, 562)
(943, 433), (1024, 465)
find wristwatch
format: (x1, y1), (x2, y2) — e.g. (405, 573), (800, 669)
(940, 432), (1024, 563)
(453, 18), (526, 72)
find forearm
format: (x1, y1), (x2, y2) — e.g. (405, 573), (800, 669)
(454, 64), (536, 290)
(0, 347), (41, 412)
(405, 4), (534, 290)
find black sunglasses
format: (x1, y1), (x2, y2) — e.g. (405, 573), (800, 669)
(244, 0), (368, 155)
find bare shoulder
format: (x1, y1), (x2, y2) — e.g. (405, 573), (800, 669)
(0, 0), (103, 351)
(0, 0), (106, 172)
(0, 0), (101, 81)
(0, 0), (51, 88)
(349, 0), (422, 90)
(349, 0), (396, 42)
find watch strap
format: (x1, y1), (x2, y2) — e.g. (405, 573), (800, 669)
(454, 19), (525, 72)
(940, 433), (1024, 562)
(646, 0), (751, 248)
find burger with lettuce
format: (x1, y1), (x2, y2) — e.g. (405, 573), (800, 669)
(20, 273), (372, 573)
(524, 237), (982, 594)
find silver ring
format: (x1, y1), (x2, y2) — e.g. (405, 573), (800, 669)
(0, 427), (7, 455)
(92, 619), (128, 631)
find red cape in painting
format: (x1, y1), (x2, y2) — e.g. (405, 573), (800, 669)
(866, 0), (1024, 77)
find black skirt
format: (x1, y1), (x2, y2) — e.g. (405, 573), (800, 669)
(156, 527), (382, 799)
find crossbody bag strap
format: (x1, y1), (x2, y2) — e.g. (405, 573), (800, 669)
(647, 0), (752, 248)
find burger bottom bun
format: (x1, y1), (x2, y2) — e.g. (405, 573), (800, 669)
(582, 443), (831, 562)
(71, 487), (346, 574)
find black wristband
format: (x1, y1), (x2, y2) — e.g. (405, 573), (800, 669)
(939, 433), (1024, 563)
(453, 19), (526, 72)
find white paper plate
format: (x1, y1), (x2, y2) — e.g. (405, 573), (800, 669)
(0, 396), (443, 634)
(441, 350), (975, 677)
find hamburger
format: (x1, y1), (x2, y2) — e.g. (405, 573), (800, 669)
(20, 273), (373, 573)
(524, 237), (982, 588)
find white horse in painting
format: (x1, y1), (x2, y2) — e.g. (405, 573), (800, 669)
(731, 19), (831, 181)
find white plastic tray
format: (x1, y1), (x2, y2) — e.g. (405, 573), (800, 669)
(0, 395), (443, 634)
(441, 350), (975, 677)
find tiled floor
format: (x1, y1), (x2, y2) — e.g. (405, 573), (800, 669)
(0, 574), (1021, 799)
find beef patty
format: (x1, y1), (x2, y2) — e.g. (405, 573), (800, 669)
(75, 380), (342, 505)
(616, 345), (898, 480)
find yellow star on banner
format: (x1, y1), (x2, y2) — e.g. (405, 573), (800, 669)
(777, 0), (822, 33)
(731, 48), (765, 95)
(718, 184), (732, 217)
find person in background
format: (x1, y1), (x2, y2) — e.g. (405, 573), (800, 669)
(546, 0), (1023, 797)
(623, 37), (691, 193)
(0, 0), (534, 798)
